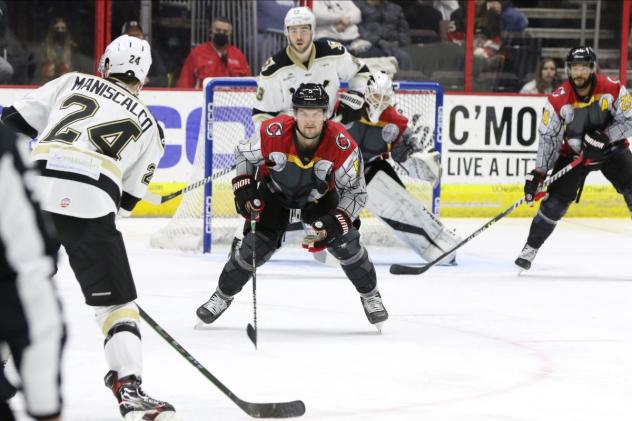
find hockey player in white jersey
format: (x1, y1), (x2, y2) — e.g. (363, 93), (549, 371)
(253, 6), (370, 124)
(346, 72), (460, 264)
(1, 35), (175, 420)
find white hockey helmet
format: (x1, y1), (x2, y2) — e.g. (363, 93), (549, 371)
(284, 7), (315, 36)
(365, 71), (395, 123)
(98, 34), (152, 83)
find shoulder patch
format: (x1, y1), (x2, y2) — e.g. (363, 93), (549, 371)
(260, 50), (293, 77)
(314, 39), (346, 58)
(265, 121), (284, 137)
(335, 132), (351, 150)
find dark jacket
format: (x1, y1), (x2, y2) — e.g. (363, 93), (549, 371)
(356, 0), (410, 46)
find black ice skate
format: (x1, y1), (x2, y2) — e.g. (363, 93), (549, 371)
(360, 289), (388, 331)
(196, 288), (234, 324)
(104, 370), (175, 421)
(0, 361), (16, 400)
(515, 244), (538, 272)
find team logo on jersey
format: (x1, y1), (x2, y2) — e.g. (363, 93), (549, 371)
(353, 158), (360, 176)
(261, 57), (275, 73)
(326, 40), (343, 50)
(335, 133), (351, 150)
(60, 197), (71, 208)
(265, 121), (283, 137)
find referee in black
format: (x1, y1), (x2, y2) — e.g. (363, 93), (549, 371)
(0, 121), (65, 421)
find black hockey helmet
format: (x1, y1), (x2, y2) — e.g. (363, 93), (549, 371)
(291, 83), (329, 110)
(566, 46), (597, 89)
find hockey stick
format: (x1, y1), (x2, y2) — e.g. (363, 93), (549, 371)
(138, 305), (305, 418)
(246, 201), (261, 349)
(143, 165), (236, 205)
(390, 155), (584, 275)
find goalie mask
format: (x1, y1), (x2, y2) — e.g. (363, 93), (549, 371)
(365, 72), (394, 123)
(99, 35), (152, 86)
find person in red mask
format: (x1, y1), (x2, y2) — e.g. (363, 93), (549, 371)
(176, 17), (251, 88)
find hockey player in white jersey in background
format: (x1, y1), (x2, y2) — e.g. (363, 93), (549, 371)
(345, 71), (460, 265)
(231, 6), (371, 253)
(1, 35), (175, 420)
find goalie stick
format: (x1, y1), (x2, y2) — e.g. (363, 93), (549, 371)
(138, 306), (306, 418)
(143, 165), (236, 205)
(390, 155), (584, 275)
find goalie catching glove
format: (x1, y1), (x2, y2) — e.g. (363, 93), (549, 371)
(303, 209), (352, 252)
(336, 90), (364, 124)
(232, 175), (265, 220)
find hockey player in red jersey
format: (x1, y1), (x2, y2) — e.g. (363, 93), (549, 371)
(197, 83), (388, 329)
(345, 71), (460, 265)
(516, 46), (632, 270)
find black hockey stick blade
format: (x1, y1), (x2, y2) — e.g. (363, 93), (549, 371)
(247, 323), (257, 349)
(390, 263), (428, 275)
(138, 306), (306, 418)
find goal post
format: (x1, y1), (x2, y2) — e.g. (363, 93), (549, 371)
(151, 77), (444, 253)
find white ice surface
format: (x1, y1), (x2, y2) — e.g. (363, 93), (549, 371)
(9, 217), (632, 421)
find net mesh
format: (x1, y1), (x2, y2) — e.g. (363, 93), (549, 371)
(151, 82), (439, 252)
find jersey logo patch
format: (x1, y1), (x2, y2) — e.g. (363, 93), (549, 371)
(335, 133), (351, 150)
(261, 57), (275, 73)
(327, 40), (343, 50)
(382, 123), (400, 144)
(265, 121), (283, 137)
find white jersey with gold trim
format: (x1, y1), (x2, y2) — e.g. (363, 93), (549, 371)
(10, 72), (164, 218)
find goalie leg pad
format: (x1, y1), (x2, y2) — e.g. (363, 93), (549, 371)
(328, 229), (377, 294)
(366, 171), (459, 265)
(218, 229), (278, 296)
(526, 194), (571, 249)
(95, 303), (142, 379)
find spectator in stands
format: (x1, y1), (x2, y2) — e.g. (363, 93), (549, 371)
(313, 1), (371, 55)
(520, 57), (558, 94)
(122, 20), (168, 87)
(493, 0), (528, 33)
(356, 0), (413, 70)
(177, 17), (250, 89)
(35, 17), (90, 84)
(257, 0), (293, 68)
(394, 0), (442, 42)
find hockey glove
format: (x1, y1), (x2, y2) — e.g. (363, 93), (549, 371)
(524, 169), (546, 206)
(306, 209), (353, 251)
(581, 129), (611, 167)
(232, 175), (264, 220)
(336, 90), (364, 124)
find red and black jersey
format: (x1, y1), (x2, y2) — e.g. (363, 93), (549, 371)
(347, 106), (409, 163)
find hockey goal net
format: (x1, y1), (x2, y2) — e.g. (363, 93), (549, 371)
(151, 77), (443, 252)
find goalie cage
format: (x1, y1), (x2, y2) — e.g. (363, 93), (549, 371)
(150, 77), (443, 253)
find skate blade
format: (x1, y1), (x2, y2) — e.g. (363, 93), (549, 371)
(193, 318), (212, 330)
(124, 410), (178, 421)
(374, 322), (385, 334)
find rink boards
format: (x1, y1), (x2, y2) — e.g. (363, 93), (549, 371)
(0, 86), (626, 217)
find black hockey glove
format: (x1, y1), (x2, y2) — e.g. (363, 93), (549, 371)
(336, 90), (364, 124)
(232, 175), (264, 220)
(524, 169), (546, 206)
(581, 129), (611, 167)
(307, 209), (353, 250)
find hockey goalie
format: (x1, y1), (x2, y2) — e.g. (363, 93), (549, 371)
(345, 71), (461, 265)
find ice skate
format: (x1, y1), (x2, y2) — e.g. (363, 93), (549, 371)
(105, 370), (176, 421)
(196, 288), (233, 325)
(515, 244), (538, 272)
(0, 360), (16, 400)
(360, 289), (388, 332)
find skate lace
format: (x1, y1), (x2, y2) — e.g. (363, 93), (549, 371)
(202, 293), (229, 315)
(363, 294), (385, 313)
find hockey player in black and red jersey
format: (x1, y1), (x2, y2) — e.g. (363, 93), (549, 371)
(1, 35), (175, 419)
(515, 46), (632, 271)
(197, 83), (388, 329)
(345, 71), (460, 264)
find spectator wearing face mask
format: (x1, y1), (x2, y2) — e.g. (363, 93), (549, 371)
(121, 20), (168, 87)
(176, 17), (251, 89)
(35, 17), (90, 84)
